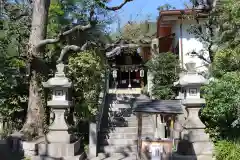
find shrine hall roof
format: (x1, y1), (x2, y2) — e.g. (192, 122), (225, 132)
(134, 100), (183, 114)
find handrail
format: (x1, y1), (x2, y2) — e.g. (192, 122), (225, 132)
(97, 68), (109, 132)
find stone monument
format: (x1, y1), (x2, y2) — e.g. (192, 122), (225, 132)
(173, 62), (213, 160)
(36, 63), (81, 159)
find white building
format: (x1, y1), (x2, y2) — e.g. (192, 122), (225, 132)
(152, 9), (211, 74)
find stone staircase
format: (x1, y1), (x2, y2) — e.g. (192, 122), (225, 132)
(91, 94), (154, 160)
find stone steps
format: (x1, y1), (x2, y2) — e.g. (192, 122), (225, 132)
(90, 153), (137, 160)
(107, 120), (153, 127)
(97, 94), (152, 158)
(99, 145), (137, 153)
(98, 113), (153, 155)
(101, 126), (153, 133)
(100, 139), (137, 145)
(102, 132), (153, 139)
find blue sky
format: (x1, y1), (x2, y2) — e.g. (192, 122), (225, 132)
(108, 0), (189, 32)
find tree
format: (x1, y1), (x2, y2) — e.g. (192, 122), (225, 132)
(20, 0), (133, 138)
(201, 72), (240, 141)
(215, 0), (240, 49)
(188, 0), (240, 64)
(0, 1), (30, 135)
(146, 52), (179, 100)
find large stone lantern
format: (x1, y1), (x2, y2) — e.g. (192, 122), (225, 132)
(42, 63), (73, 143)
(38, 63), (80, 158)
(173, 62), (213, 158)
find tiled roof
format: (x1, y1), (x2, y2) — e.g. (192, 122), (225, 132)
(134, 100), (183, 114)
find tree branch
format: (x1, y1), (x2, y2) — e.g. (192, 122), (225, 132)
(105, 0), (133, 11)
(35, 1), (133, 48)
(190, 51), (211, 64)
(57, 42), (96, 63)
(36, 9), (95, 48)
(11, 9), (30, 20)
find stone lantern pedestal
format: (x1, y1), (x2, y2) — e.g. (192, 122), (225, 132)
(173, 62), (213, 160)
(35, 63), (81, 159)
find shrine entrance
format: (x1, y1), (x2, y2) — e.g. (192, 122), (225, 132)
(108, 51), (147, 90)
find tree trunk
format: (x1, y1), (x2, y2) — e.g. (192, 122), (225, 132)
(21, 0), (50, 139)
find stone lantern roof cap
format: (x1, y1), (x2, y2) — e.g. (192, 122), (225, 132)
(42, 63), (72, 88)
(174, 62), (208, 87)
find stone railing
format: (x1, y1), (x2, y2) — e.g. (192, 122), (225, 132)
(89, 69), (109, 158)
(97, 69), (109, 132)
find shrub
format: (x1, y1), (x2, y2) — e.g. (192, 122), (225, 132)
(215, 140), (240, 160)
(146, 52), (179, 99)
(212, 48), (240, 78)
(200, 72), (240, 141)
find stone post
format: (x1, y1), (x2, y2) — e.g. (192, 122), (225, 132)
(89, 123), (97, 158)
(173, 62), (213, 160)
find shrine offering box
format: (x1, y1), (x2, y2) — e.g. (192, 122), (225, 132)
(141, 138), (173, 160)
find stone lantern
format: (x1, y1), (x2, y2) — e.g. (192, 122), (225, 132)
(42, 63), (73, 143)
(173, 62), (213, 158)
(38, 63), (80, 158)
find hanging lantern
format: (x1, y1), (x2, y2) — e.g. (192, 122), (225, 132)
(112, 69), (117, 78)
(120, 67), (124, 72)
(140, 69), (144, 77)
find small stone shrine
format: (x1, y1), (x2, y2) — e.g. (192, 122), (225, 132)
(173, 62), (213, 159)
(37, 63), (81, 159)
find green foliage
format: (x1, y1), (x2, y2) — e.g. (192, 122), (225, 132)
(67, 50), (105, 121)
(146, 52), (179, 99)
(116, 21), (156, 43)
(216, 0), (240, 49)
(201, 72), (240, 141)
(23, 157), (31, 160)
(215, 140), (240, 160)
(0, 2), (30, 134)
(121, 22), (142, 41)
(212, 48), (240, 78)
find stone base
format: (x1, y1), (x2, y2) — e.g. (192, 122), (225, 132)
(22, 141), (38, 156)
(31, 152), (85, 160)
(181, 129), (210, 142)
(177, 140), (213, 155)
(38, 139), (81, 157)
(172, 153), (214, 160)
(46, 131), (75, 143)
